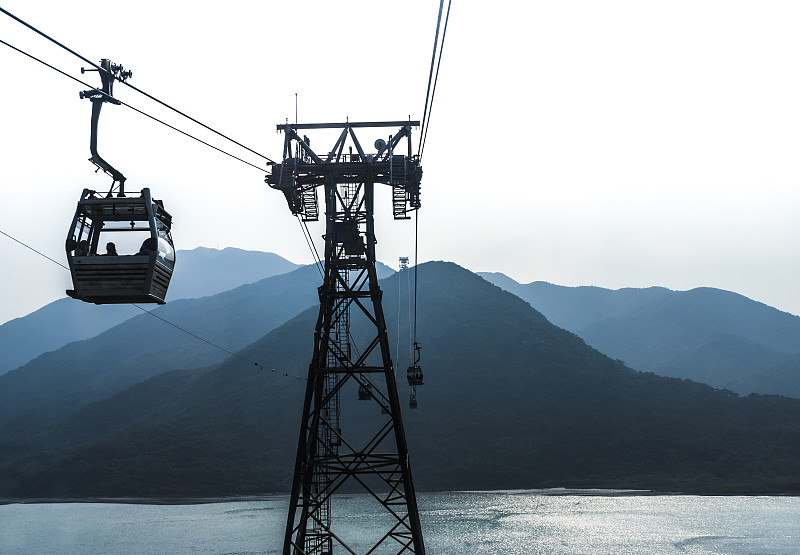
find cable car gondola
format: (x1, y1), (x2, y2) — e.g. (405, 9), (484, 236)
(406, 341), (424, 387)
(407, 341), (423, 410)
(358, 383), (372, 401)
(66, 188), (174, 304)
(65, 58), (175, 304)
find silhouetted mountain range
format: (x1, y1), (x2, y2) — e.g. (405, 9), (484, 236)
(0, 264), (323, 433)
(479, 274), (800, 397)
(0, 247), (300, 376)
(166, 247), (301, 300)
(2, 262), (800, 497)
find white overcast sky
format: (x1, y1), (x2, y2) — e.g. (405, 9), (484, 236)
(2, 0), (800, 325)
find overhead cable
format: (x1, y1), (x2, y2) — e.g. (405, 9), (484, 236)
(0, 6), (97, 70)
(1, 35), (320, 275)
(0, 229), (69, 270)
(417, 0), (445, 159)
(0, 37), (266, 173)
(296, 215), (324, 277)
(132, 305), (305, 381)
(413, 211), (419, 346)
(121, 80), (276, 165)
(0, 226), (306, 381)
(0, 6), (274, 165)
(419, 0), (452, 159)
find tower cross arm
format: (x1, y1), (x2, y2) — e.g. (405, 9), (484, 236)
(283, 126), (325, 165)
(277, 121), (420, 131)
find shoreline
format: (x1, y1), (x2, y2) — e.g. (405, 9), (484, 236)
(3, 488), (799, 506)
(0, 495), (282, 506)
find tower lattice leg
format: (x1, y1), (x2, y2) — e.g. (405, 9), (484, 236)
(283, 179), (425, 554)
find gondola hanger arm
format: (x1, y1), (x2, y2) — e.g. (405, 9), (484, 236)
(79, 58), (131, 197)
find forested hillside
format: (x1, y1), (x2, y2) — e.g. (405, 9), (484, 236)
(3, 263), (799, 497)
(480, 273), (800, 397)
(0, 247), (300, 376)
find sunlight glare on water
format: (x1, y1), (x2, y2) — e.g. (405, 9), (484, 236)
(420, 490), (799, 554)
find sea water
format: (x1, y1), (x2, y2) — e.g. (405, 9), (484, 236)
(1, 490), (798, 554)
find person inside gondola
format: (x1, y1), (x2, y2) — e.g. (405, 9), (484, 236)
(104, 242), (118, 256)
(138, 237), (157, 255)
(75, 240), (90, 256)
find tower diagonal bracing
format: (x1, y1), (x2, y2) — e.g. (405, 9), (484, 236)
(267, 121), (425, 555)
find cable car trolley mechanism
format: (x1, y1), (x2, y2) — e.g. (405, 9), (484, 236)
(65, 59), (175, 304)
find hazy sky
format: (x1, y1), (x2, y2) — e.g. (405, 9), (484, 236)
(2, 0), (800, 325)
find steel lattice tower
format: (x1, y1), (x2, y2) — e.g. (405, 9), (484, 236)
(266, 121), (425, 554)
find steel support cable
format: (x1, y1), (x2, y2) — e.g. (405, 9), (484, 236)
(0, 14), (395, 300)
(417, 0), (445, 159)
(0, 37), (266, 173)
(396, 263), (402, 369)
(120, 82), (275, 165)
(0, 25), (309, 378)
(419, 0), (452, 160)
(130, 305), (305, 381)
(407, 255), (413, 360)
(117, 102), (268, 172)
(1, 37), (317, 358)
(348, 330), (362, 360)
(0, 227), (306, 381)
(413, 210), (419, 346)
(0, 229), (69, 270)
(1, 39), (324, 290)
(0, 6), (97, 72)
(296, 215), (324, 277)
(0, 6), (275, 165)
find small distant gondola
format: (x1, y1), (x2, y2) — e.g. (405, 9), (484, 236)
(358, 383), (372, 400)
(66, 188), (174, 304)
(407, 341), (424, 387)
(65, 58), (175, 305)
(406, 341), (423, 409)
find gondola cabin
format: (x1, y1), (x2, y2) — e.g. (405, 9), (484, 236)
(407, 364), (424, 387)
(358, 384), (372, 401)
(65, 188), (175, 304)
